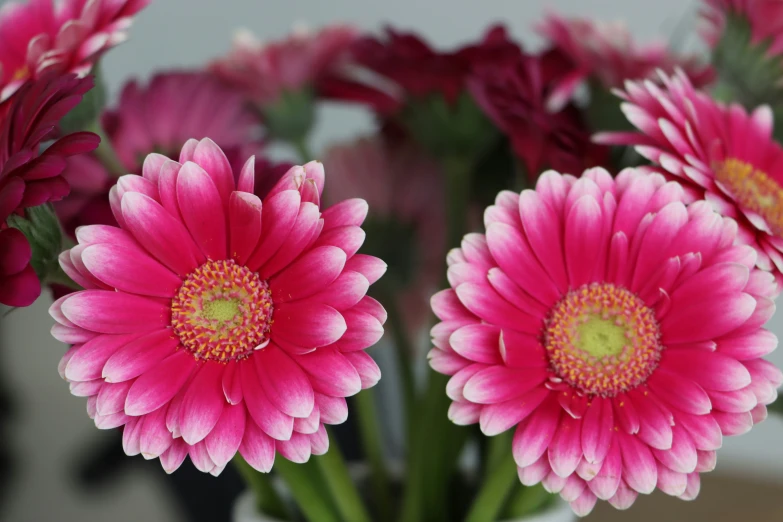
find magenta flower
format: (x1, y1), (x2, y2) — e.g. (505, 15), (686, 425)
(0, 0), (149, 101)
(537, 13), (713, 111)
(50, 139), (387, 474)
(430, 167), (781, 515)
(209, 25), (359, 107)
(324, 134), (445, 332)
(468, 46), (610, 178)
(701, 0), (783, 56)
(0, 73), (98, 306)
(596, 70), (783, 290)
(55, 71), (278, 239)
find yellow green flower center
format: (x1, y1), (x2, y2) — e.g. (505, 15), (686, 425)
(171, 259), (274, 362)
(544, 283), (663, 397)
(715, 158), (783, 236)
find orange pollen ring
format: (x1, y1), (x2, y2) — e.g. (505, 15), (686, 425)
(715, 157), (783, 236)
(170, 259), (274, 362)
(543, 282), (663, 397)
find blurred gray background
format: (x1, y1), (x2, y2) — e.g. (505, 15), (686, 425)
(1, 0), (782, 521)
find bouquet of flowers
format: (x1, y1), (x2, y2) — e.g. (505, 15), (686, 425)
(2, 0), (782, 520)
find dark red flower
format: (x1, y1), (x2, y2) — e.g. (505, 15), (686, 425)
(330, 25), (519, 112)
(0, 72), (98, 307)
(469, 47), (610, 179)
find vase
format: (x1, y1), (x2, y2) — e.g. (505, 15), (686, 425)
(232, 489), (577, 522)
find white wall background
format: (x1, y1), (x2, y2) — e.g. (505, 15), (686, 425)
(1, 1), (782, 521)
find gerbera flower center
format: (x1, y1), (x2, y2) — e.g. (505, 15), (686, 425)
(715, 157), (783, 236)
(12, 66), (29, 82)
(543, 283), (663, 397)
(170, 259), (274, 362)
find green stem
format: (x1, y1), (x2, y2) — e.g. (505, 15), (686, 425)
(315, 429), (373, 522)
(232, 456), (290, 520)
(397, 155), (475, 522)
(294, 138), (314, 164)
(465, 431), (518, 522)
(353, 390), (392, 522)
(442, 156), (473, 250)
(86, 121), (125, 177)
(274, 458), (342, 522)
(376, 283), (415, 445)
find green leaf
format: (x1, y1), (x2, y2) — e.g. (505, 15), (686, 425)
(398, 91), (500, 165)
(7, 203), (65, 284)
(711, 13), (783, 109)
(59, 66), (107, 134)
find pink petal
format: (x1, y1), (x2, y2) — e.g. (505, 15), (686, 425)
(176, 162), (228, 260)
(228, 191), (263, 266)
(294, 348), (362, 397)
(344, 254), (386, 284)
(102, 329), (179, 383)
(512, 397), (561, 468)
(548, 414), (583, 478)
(277, 432), (312, 463)
(205, 404), (246, 467)
(449, 324), (502, 364)
(125, 351), (196, 416)
(140, 407), (173, 459)
(463, 366), (547, 404)
(121, 192), (202, 276)
(179, 363), (226, 444)
(61, 290), (169, 334)
(255, 345), (314, 418)
(192, 138), (235, 208)
(270, 246), (346, 303)
(334, 309), (384, 351)
(65, 333), (142, 382)
(619, 433), (657, 494)
(81, 243), (182, 297)
(315, 393), (348, 425)
(343, 351), (381, 389)
(479, 386), (549, 436)
(272, 302), (346, 350)
(581, 398), (614, 464)
(240, 361), (293, 440)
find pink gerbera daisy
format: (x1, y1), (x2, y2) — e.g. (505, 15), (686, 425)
(50, 139), (387, 474)
(430, 167), (781, 515)
(0, 0), (149, 101)
(0, 73), (98, 306)
(324, 134), (444, 333)
(537, 13), (713, 112)
(209, 24), (359, 108)
(595, 69), (783, 289)
(54, 71), (278, 239)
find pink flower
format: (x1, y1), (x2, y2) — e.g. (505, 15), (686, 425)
(50, 139), (387, 474)
(430, 167), (781, 515)
(324, 134), (444, 333)
(0, 0), (150, 101)
(701, 0), (783, 56)
(55, 71), (278, 238)
(537, 13), (713, 111)
(595, 70), (783, 290)
(209, 25), (359, 107)
(0, 73), (98, 306)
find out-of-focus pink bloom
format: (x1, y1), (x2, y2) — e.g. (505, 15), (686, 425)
(51, 142), (387, 474)
(431, 167), (781, 515)
(209, 25), (360, 107)
(701, 0), (783, 57)
(345, 25), (518, 109)
(324, 134), (444, 333)
(54, 71), (286, 238)
(596, 69), (783, 291)
(0, 0), (150, 101)
(537, 13), (713, 111)
(0, 73), (98, 307)
(469, 45), (610, 178)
